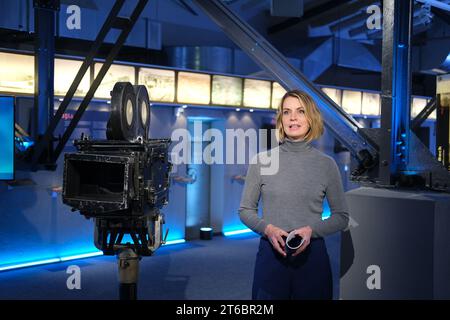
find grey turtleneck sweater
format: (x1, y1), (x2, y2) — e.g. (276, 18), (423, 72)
(238, 138), (350, 238)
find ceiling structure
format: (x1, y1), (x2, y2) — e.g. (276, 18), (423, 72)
(0, 0), (449, 94)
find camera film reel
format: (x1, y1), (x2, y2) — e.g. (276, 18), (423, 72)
(106, 82), (152, 142)
(133, 85), (151, 140)
(106, 82), (138, 141)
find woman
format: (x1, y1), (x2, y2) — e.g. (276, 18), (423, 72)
(239, 90), (350, 300)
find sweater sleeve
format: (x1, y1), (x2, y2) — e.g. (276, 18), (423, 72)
(311, 158), (350, 238)
(238, 159), (268, 235)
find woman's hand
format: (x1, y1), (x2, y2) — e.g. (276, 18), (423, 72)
(292, 226), (313, 257)
(264, 224), (289, 257)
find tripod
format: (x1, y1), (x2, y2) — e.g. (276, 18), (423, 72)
(117, 248), (140, 300)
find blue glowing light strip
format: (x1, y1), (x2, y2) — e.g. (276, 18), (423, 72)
(164, 239), (186, 245)
(0, 258), (61, 272)
(223, 228), (253, 236)
(59, 251), (103, 262)
(0, 252), (102, 272)
(0, 239), (186, 272)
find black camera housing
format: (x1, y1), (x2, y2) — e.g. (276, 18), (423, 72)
(63, 138), (171, 218)
(61, 82), (172, 256)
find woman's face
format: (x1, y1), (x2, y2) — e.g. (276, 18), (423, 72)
(281, 96), (310, 141)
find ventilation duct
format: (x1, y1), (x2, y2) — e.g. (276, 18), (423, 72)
(165, 46), (234, 73)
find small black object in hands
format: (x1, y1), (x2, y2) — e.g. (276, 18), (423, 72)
(284, 231), (305, 255)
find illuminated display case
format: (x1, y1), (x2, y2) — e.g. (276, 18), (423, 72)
(411, 97), (428, 118)
(94, 63), (135, 99)
(138, 67), (175, 102)
(321, 87), (342, 106)
(271, 82), (287, 110)
(211, 75), (242, 106)
(0, 51), (438, 119)
(342, 90), (362, 115)
(54, 58), (90, 97)
(362, 92), (381, 116)
(177, 72), (211, 105)
(411, 97), (436, 120)
(243, 79), (271, 109)
(0, 52), (34, 94)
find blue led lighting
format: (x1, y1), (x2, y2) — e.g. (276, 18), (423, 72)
(59, 252), (103, 262)
(164, 239), (186, 245)
(0, 252), (101, 273)
(22, 141), (34, 149)
(0, 96), (14, 180)
(402, 171), (419, 175)
(188, 116), (216, 121)
(0, 239), (186, 272)
(0, 258), (60, 272)
(322, 200), (331, 220)
(223, 228), (253, 236)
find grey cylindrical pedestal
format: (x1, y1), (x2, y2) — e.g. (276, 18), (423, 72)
(340, 187), (450, 299)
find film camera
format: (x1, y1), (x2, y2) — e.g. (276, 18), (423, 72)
(62, 82), (171, 257)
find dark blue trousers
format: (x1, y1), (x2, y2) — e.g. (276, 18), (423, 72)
(252, 237), (333, 300)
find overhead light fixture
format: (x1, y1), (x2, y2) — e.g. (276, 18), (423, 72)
(249, 109), (254, 112)
(236, 108), (240, 112)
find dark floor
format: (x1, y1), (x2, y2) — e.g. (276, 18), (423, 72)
(0, 233), (341, 300)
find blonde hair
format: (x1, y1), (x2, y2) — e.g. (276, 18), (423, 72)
(276, 90), (324, 143)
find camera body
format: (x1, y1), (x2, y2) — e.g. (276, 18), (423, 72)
(63, 138), (171, 219)
(62, 82), (172, 256)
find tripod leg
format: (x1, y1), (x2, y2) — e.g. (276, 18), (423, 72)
(117, 248), (140, 300)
